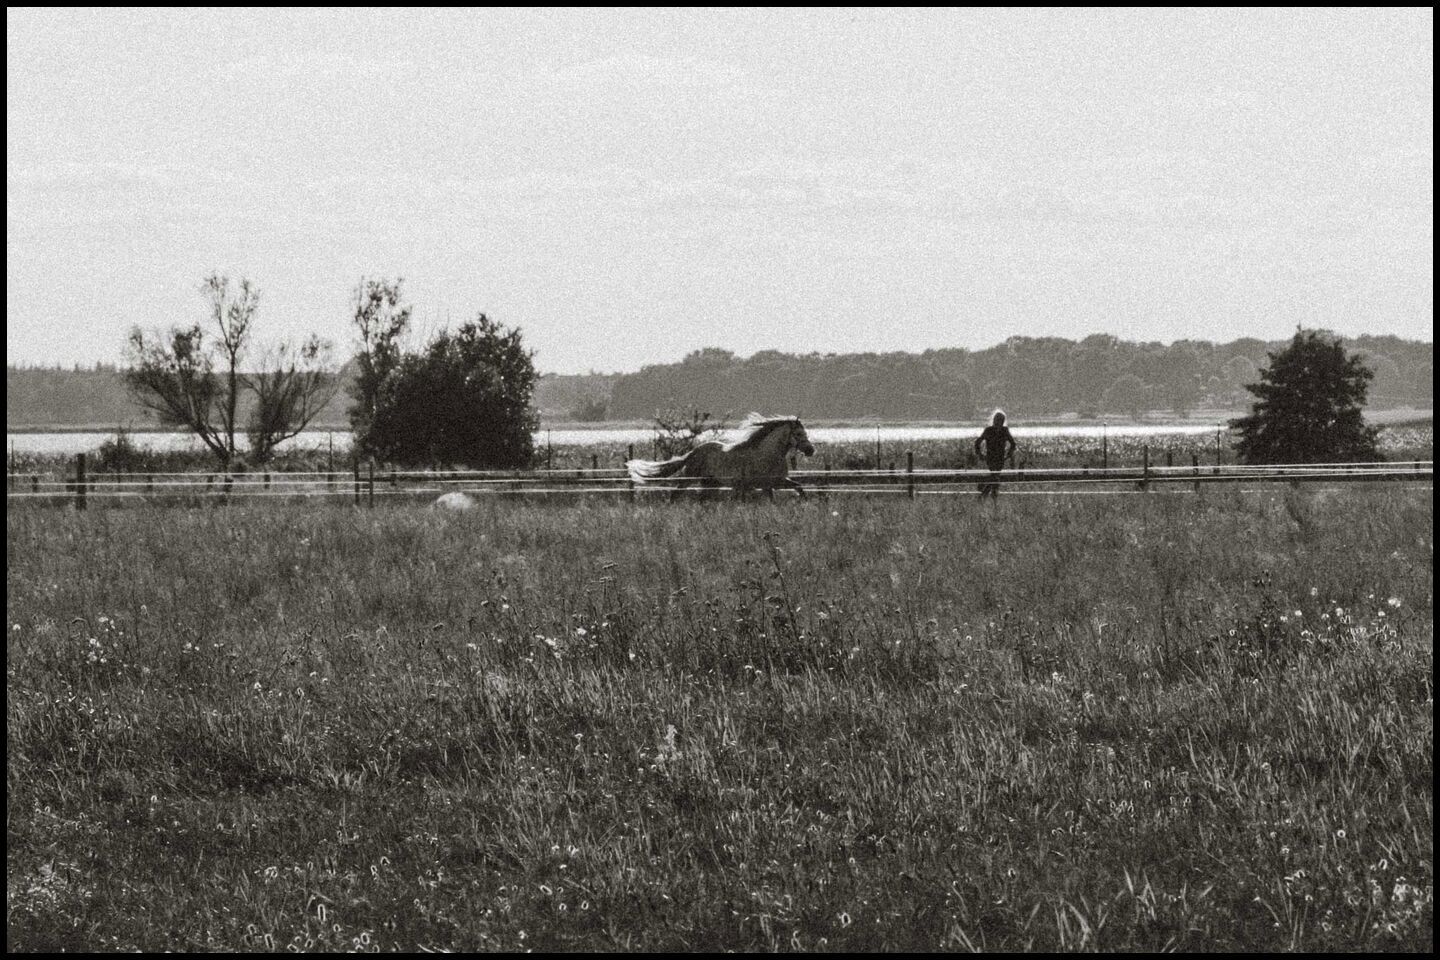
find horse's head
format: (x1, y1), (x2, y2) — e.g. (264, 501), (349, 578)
(789, 419), (815, 457)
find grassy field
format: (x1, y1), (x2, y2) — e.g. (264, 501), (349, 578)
(6, 488), (1433, 951)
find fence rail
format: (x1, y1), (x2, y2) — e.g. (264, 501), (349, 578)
(5, 451), (1432, 508)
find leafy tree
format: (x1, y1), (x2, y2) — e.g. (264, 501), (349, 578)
(368, 315), (539, 467)
(1101, 373), (1152, 419)
(125, 273), (336, 467)
(348, 278), (412, 456)
(1231, 329), (1379, 464)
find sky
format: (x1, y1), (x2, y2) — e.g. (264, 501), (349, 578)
(6, 8), (1433, 373)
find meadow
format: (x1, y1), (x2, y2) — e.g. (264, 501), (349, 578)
(6, 487), (1433, 951)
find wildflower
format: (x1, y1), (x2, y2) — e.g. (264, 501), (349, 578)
(1294, 610), (1303, 618)
(1310, 587), (1318, 597)
(1336, 829), (1346, 839)
(1387, 597), (1402, 608)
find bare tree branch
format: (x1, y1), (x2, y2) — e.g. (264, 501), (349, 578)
(245, 335), (338, 463)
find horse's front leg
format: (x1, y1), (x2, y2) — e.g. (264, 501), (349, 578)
(781, 477), (805, 498)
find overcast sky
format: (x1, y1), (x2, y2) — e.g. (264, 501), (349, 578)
(7, 8), (1433, 373)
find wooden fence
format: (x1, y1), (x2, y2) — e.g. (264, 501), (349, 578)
(5, 451), (1432, 509)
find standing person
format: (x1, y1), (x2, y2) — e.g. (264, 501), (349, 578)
(974, 409), (1018, 499)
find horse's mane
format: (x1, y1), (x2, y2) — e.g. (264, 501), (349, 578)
(727, 413), (800, 451)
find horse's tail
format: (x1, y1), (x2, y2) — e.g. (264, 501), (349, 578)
(627, 450), (694, 483)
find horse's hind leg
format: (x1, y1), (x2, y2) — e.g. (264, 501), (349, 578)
(784, 478), (805, 498)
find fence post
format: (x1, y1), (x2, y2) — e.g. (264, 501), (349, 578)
(75, 453), (87, 511)
(627, 444), (635, 502)
(368, 459), (375, 508)
(1192, 453), (1200, 494)
(353, 457), (360, 505)
(907, 450), (915, 500)
(1141, 445), (1150, 491)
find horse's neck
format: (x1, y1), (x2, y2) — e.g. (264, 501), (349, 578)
(750, 426), (791, 462)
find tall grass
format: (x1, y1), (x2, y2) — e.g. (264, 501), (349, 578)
(7, 488), (1433, 950)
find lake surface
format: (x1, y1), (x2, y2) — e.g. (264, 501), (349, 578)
(7, 423), (1228, 456)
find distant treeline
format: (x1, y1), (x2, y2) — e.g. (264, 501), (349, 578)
(5, 363), (615, 429)
(604, 335), (1432, 421)
(7, 334), (1432, 428)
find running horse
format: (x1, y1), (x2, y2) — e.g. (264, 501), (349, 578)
(626, 414), (816, 499)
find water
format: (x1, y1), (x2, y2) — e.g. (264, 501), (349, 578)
(7, 423), (1228, 456)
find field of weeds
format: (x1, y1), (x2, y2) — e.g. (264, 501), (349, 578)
(6, 488), (1433, 950)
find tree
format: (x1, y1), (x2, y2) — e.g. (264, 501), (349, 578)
(348, 278), (412, 456)
(367, 314), (539, 467)
(245, 336), (337, 462)
(1101, 373), (1152, 420)
(1231, 329), (1379, 464)
(125, 273), (337, 466)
